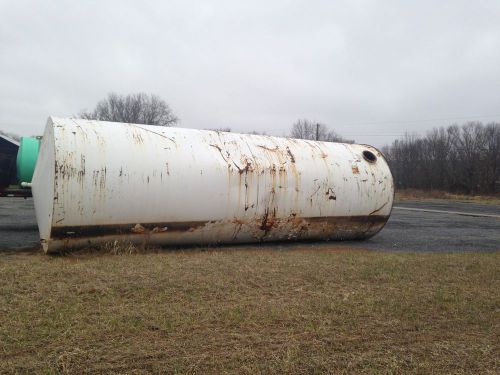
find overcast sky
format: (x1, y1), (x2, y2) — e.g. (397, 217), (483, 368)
(1, 0), (499, 146)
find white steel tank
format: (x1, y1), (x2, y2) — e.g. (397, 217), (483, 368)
(31, 117), (394, 253)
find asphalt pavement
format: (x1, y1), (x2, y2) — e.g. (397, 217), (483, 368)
(348, 200), (499, 252)
(0, 197), (498, 252)
(0, 198), (39, 250)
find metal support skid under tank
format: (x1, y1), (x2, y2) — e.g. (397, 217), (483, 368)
(31, 117), (394, 253)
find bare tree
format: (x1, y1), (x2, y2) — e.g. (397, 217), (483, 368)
(384, 122), (500, 194)
(206, 128), (269, 135)
(290, 119), (353, 143)
(80, 93), (178, 126)
(245, 130), (267, 136)
(206, 127), (232, 132)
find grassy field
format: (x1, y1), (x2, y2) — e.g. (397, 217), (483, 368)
(395, 188), (500, 204)
(0, 247), (498, 374)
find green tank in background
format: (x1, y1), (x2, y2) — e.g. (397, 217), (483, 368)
(16, 136), (41, 184)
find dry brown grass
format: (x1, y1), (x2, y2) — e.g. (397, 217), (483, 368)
(396, 188), (500, 204)
(0, 246), (498, 374)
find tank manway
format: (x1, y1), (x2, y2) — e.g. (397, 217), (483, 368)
(31, 117), (394, 253)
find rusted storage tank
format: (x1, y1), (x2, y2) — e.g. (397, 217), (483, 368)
(32, 117), (394, 253)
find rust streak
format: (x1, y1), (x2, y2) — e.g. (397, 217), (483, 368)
(286, 146), (296, 163)
(131, 124), (177, 145)
(50, 215), (389, 241)
(369, 201), (388, 216)
(258, 145), (279, 152)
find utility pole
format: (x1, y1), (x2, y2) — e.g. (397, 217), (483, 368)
(316, 123), (319, 141)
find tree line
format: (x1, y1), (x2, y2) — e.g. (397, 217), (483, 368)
(381, 122), (500, 194)
(80, 93), (500, 194)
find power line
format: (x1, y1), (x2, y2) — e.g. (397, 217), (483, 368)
(2, 112), (500, 129)
(260, 114), (500, 133)
(334, 114), (500, 127)
(1, 113), (499, 139)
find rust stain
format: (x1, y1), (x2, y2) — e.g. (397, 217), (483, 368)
(259, 207), (277, 234)
(286, 146), (296, 163)
(50, 215), (389, 243)
(326, 188), (336, 200)
(92, 170), (99, 186)
(131, 223), (146, 233)
(131, 124), (177, 145)
(77, 155), (85, 184)
(369, 201), (389, 215)
(258, 145), (280, 152)
(55, 152), (80, 181)
(132, 132), (144, 144)
(52, 220), (210, 239)
(151, 226), (168, 233)
(210, 143), (232, 169)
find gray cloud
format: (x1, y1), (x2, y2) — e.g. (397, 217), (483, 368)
(1, 0), (499, 146)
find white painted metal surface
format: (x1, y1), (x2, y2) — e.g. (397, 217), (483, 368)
(31, 117), (394, 253)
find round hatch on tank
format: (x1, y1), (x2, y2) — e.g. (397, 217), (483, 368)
(362, 150), (377, 163)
